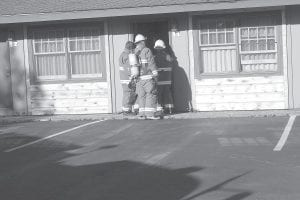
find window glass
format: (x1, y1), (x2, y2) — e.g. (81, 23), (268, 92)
(199, 19), (235, 45)
(32, 26), (104, 80)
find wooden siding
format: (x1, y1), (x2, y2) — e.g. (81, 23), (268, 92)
(195, 76), (287, 111)
(30, 82), (109, 115)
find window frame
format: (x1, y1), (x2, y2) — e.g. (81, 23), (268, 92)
(193, 11), (283, 79)
(28, 22), (107, 84)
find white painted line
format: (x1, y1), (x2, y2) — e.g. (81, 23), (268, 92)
(4, 120), (104, 153)
(273, 115), (296, 151)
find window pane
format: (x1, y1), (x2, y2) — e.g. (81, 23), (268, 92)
(69, 41), (76, 51)
(226, 32), (234, 43)
(49, 42), (56, 52)
(267, 39), (276, 50)
(85, 40), (92, 51)
(267, 27), (275, 37)
(241, 28), (248, 39)
(241, 40), (250, 51)
(249, 28), (257, 38)
(92, 39), (100, 50)
(42, 42), (49, 52)
(250, 40), (258, 51)
(258, 27), (266, 38)
(57, 41), (64, 52)
(200, 34), (209, 45)
(35, 43), (42, 53)
(218, 33), (225, 44)
(209, 33), (217, 44)
(258, 39), (266, 51)
(77, 40), (84, 51)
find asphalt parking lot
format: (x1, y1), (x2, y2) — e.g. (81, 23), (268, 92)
(0, 116), (299, 200)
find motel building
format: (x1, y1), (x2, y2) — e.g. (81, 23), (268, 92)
(1, 0), (300, 116)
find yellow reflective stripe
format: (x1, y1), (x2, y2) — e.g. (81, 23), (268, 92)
(122, 107), (130, 111)
(144, 108), (156, 112)
(157, 106), (163, 111)
(120, 80), (130, 84)
(152, 70), (158, 76)
(141, 59), (148, 64)
(133, 104), (139, 109)
(157, 81), (172, 85)
(165, 104), (174, 108)
(157, 67), (172, 71)
(140, 75), (153, 80)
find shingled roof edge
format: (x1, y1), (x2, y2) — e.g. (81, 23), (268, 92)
(0, 0), (299, 24)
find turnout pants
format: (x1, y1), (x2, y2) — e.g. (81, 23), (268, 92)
(122, 83), (137, 112)
(157, 84), (174, 114)
(136, 79), (157, 117)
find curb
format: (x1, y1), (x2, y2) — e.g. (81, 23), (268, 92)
(0, 109), (298, 124)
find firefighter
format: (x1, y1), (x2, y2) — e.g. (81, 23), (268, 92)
(154, 39), (174, 115)
(134, 34), (160, 120)
(119, 41), (138, 115)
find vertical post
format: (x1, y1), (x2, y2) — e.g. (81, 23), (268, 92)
(23, 24), (31, 115)
(188, 14), (196, 111)
(104, 21), (113, 113)
(282, 7), (290, 109)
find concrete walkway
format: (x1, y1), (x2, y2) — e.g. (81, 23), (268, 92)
(1, 109), (300, 124)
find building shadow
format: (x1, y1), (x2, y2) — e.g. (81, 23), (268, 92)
(167, 46), (193, 113)
(0, 132), (253, 200)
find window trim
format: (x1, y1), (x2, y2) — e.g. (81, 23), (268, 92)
(193, 11), (283, 79)
(28, 22), (107, 84)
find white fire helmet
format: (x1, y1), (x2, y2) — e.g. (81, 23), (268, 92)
(154, 39), (166, 49)
(134, 34), (146, 44)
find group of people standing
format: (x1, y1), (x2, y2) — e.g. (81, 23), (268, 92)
(119, 34), (174, 119)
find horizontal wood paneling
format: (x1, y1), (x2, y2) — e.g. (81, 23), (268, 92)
(30, 82), (109, 115)
(195, 76), (287, 111)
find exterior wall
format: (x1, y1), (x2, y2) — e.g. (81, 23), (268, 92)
(195, 76), (286, 111)
(191, 9), (289, 111)
(287, 6), (300, 109)
(30, 82), (109, 115)
(170, 14), (193, 112)
(26, 21), (112, 115)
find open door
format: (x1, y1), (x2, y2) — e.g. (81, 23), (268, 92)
(133, 21), (169, 51)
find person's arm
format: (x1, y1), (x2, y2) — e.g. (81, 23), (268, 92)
(144, 48), (158, 77)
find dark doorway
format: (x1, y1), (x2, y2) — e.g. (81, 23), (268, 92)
(133, 21), (169, 51)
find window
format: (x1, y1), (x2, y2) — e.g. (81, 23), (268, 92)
(33, 30), (67, 79)
(196, 12), (281, 76)
(200, 20), (235, 45)
(239, 17), (278, 72)
(198, 19), (238, 74)
(31, 25), (105, 81)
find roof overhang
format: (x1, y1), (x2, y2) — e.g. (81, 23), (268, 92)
(0, 0), (299, 24)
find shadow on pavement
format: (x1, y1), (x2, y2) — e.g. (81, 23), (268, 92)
(0, 133), (253, 200)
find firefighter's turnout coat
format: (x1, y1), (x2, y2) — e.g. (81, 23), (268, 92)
(136, 47), (158, 117)
(154, 50), (174, 113)
(119, 49), (137, 112)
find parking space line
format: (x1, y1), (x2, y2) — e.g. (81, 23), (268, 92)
(273, 115), (297, 151)
(4, 120), (104, 153)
